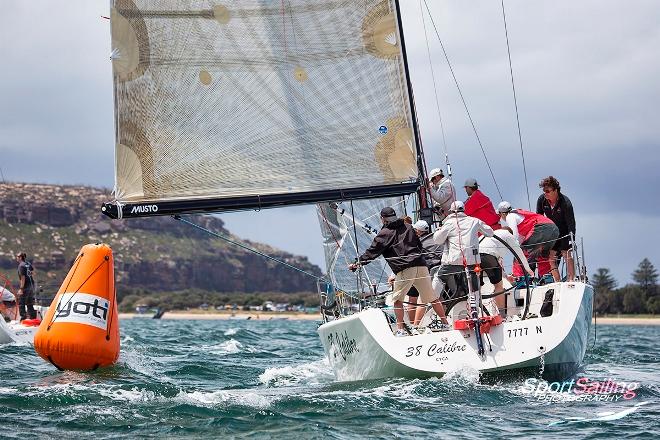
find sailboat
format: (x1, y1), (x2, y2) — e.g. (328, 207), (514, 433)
(0, 275), (42, 344)
(102, 0), (593, 381)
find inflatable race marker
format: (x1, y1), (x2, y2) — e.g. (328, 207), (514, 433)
(34, 243), (120, 371)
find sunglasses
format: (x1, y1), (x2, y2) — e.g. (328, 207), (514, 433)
(543, 188), (555, 194)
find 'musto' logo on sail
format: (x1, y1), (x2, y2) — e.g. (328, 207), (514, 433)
(130, 204), (159, 214)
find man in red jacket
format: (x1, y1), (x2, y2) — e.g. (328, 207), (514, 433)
(463, 178), (501, 230)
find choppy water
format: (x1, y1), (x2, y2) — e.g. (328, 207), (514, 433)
(1, 319), (658, 439)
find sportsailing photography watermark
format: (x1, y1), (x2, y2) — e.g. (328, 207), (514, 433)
(524, 377), (640, 403)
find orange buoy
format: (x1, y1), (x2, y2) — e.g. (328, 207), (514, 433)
(34, 243), (120, 371)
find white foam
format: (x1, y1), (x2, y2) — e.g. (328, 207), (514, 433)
(98, 387), (158, 403)
(441, 365), (481, 384)
(259, 358), (334, 387)
(369, 380), (427, 401)
(175, 389), (276, 409)
(224, 328), (238, 336)
(209, 339), (244, 355)
(26, 381), (94, 397)
(0, 387), (16, 395)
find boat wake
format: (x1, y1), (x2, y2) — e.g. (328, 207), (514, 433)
(259, 357), (334, 387)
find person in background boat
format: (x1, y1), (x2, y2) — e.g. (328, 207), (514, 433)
(496, 202), (559, 274)
(15, 252), (37, 321)
(463, 178), (501, 231)
(479, 227), (534, 315)
(433, 201), (494, 298)
(0, 286), (17, 322)
(348, 207), (449, 335)
(536, 176), (576, 282)
(428, 168), (456, 222)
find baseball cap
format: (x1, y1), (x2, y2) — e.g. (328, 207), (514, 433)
(380, 207), (397, 219)
(428, 168), (443, 179)
(413, 220), (429, 232)
(497, 201), (512, 213)
(449, 201), (465, 212)
(464, 178), (478, 188)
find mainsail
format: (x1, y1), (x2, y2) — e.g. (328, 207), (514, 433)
(102, 0), (423, 218)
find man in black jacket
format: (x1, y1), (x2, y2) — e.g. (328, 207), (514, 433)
(536, 176), (576, 281)
(349, 207), (449, 335)
(16, 252), (37, 321)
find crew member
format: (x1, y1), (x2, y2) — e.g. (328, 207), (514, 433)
(428, 168), (456, 222)
(411, 219), (444, 324)
(433, 201), (494, 298)
(479, 227), (534, 315)
(348, 207), (449, 335)
(463, 178), (501, 230)
(497, 202), (559, 272)
(16, 252), (37, 321)
(536, 176), (576, 282)
(0, 286), (17, 322)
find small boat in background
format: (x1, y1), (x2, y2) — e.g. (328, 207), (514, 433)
(0, 317), (41, 345)
(1, 274), (45, 345)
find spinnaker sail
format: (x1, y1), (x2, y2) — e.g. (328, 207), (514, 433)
(102, 0), (423, 219)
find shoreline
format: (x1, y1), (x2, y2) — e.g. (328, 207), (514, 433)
(592, 317), (660, 326)
(119, 311), (320, 321)
(119, 312), (659, 325)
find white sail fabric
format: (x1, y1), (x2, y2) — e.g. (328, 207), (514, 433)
(317, 197), (408, 295)
(110, 0), (418, 204)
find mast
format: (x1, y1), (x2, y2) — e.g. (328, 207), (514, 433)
(393, 0), (432, 224)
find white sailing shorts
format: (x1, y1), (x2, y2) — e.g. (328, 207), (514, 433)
(387, 266), (439, 305)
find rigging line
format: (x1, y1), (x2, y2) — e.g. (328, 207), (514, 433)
(349, 200), (365, 295)
(319, 206), (342, 250)
(174, 215), (325, 282)
(422, 0), (503, 200)
(419, 0), (449, 156)
(500, 0), (531, 210)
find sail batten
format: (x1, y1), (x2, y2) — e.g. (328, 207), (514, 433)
(106, 0), (420, 218)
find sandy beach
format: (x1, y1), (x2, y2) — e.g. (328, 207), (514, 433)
(592, 317), (660, 325)
(119, 311), (320, 321)
(119, 311), (659, 324)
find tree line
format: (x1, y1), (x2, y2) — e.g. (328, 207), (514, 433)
(116, 287), (320, 313)
(593, 258), (659, 315)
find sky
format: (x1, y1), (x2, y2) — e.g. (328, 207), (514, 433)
(1, 0), (658, 285)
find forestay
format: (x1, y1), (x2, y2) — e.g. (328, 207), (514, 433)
(103, 0), (421, 218)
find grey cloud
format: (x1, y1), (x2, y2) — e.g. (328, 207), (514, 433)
(1, 1), (657, 284)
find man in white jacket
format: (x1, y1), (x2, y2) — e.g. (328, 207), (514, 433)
(433, 201), (494, 296)
(428, 168), (456, 222)
(479, 227), (534, 313)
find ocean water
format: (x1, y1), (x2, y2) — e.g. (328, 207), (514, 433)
(1, 319), (658, 439)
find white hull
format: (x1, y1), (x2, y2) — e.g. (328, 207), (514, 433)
(318, 282), (593, 382)
(0, 319), (39, 345)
